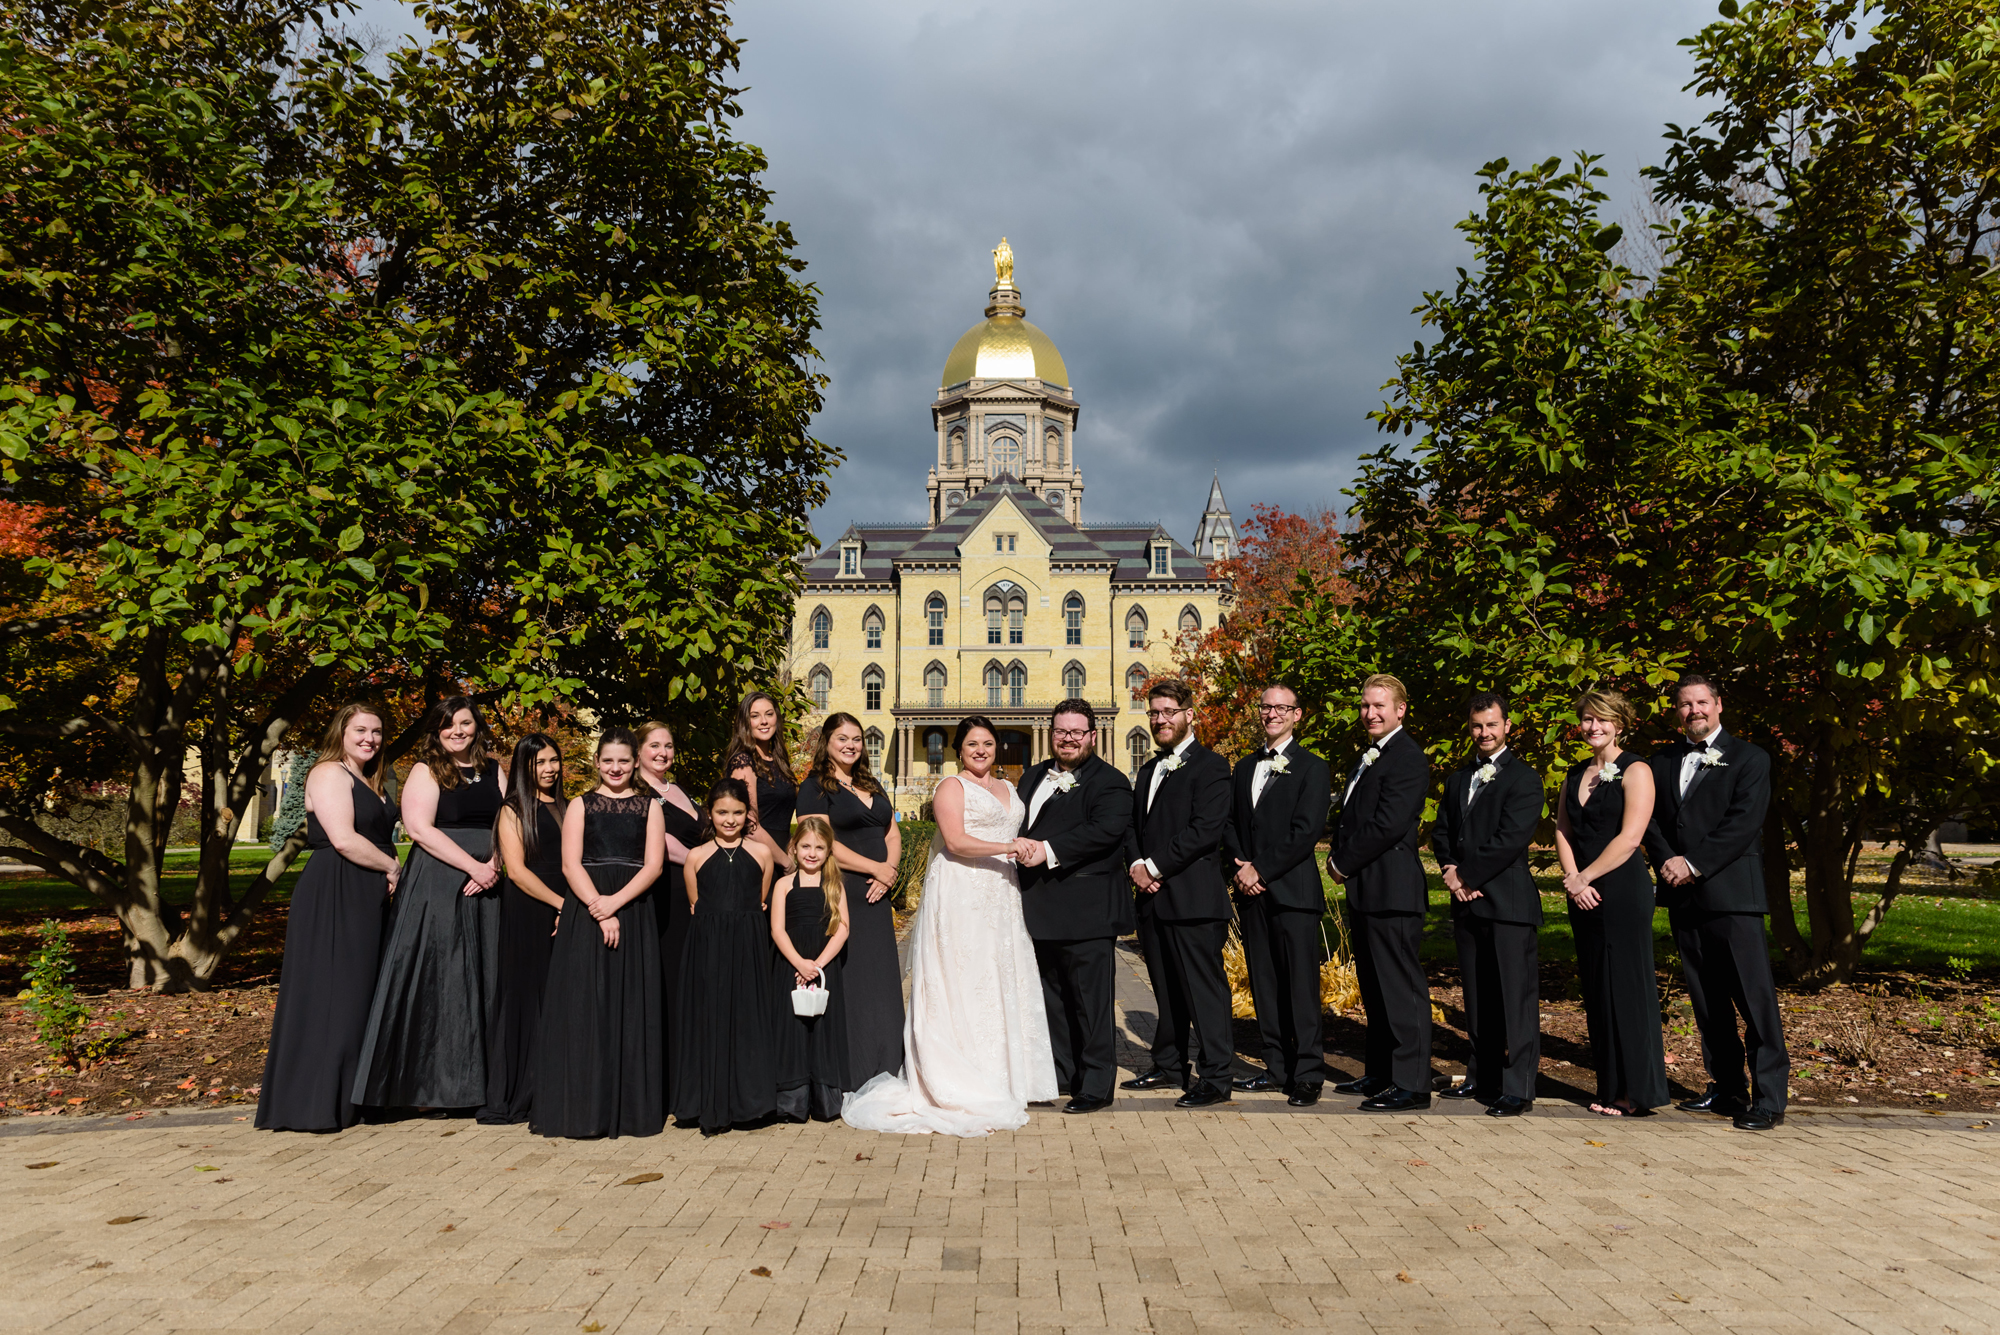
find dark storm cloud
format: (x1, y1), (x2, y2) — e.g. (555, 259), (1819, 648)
(730, 0), (1718, 541)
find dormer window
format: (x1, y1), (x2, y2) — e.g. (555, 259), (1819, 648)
(840, 542), (861, 577)
(994, 532), (1017, 554)
(1211, 538), (1229, 561)
(1150, 543), (1171, 577)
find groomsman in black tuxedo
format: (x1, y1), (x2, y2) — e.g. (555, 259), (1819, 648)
(1222, 683), (1334, 1105)
(1643, 674), (1787, 1131)
(1431, 691), (1544, 1118)
(1122, 679), (1235, 1108)
(1016, 698), (1136, 1114)
(1327, 673), (1433, 1112)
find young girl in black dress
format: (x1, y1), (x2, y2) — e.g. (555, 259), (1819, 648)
(672, 778), (777, 1135)
(531, 729), (667, 1140)
(770, 816), (850, 1122)
(482, 733), (567, 1125)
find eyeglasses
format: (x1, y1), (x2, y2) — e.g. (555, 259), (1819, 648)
(1145, 708), (1189, 721)
(1257, 704), (1299, 715)
(1051, 728), (1092, 741)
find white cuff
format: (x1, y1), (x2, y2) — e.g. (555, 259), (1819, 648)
(1142, 858), (1160, 879)
(1042, 841), (1059, 868)
(1684, 859), (1699, 877)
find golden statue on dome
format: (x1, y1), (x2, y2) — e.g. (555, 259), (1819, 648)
(992, 236), (1015, 289)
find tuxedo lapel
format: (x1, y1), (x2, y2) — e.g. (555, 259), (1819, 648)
(1465, 750), (1509, 810)
(1681, 731), (1727, 803)
(1019, 763), (1050, 831)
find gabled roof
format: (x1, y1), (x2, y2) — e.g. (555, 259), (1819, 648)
(1081, 523), (1211, 582)
(799, 525), (925, 583)
(897, 476), (1110, 566)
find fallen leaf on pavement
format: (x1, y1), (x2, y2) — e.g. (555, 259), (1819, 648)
(26, 1162), (56, 1170)
(760, 1221), (791, 1230)
(620, 1173), (663, 1186)
(1406, 1160), (1428, 1167)
(1465, 1224), (1484, 1232)
(194, 1165), (218, 1172)
(854, 1153), (872, 1161)
(1395, 1270), (1414, 1284)
(1668, 1293), (1690, 1303)
(1584, 1140), (1608, 1148)
(439, 1224), (456, 1233)
(106, 1216), (144, 1226)
(581, 1323), (603, 1332)
(750, 1266), (771, 1277)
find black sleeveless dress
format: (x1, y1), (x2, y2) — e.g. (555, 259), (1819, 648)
(1565, 753), (1669, 1109)
(671, 843), (777, 1133)
(257, 772), (395, 1132)
(735, 750), (796, 848)
(531, 791), (665, 1139)
(795, 781), (904, 1090)
(480, 800), (563, 1124)
(352, 761), (503, 1111)
(772, 871), (849, 1122)
(648, 786), (703, 1106)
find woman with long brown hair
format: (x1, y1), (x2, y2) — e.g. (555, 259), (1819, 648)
(352, 695), (507, 1115)
(480, 732), (568, 1125)
(257, 704), (400, 1132)
(793, 712), (904, 1090)
(727, 691), (798, 872)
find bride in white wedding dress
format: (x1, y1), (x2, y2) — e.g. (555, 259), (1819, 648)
(841, 717), (1058, 1135)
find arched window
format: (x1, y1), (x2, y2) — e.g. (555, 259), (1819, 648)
(863, 607), (883, 650)
(1064, 593), (1084, 646)
(947, 427), (964, 468)
(986, 587), (1005, 645)
(1045, 425), (1062, 466)
(862, 666), (884, 712)
(810, 607), (831, 650)
(1008, 663), (1027, 707)
(864, 728), (885, 772)
(1009, 590), (1026, 645)
(1179, 605), (1202, 638)
(985, 662), (1005, 708)
(1062, 661), (1085, 696)
(1126, 663), (1149, 703)
(989, 433), (1021, 477)
(1126, 606), (1148, 649)
(1127, 728), (1150, 777)
(925, 728), (945, 775)
(926, 592), (946, 646)
(808, 666), (831, 710)
(925, 662), (947, 708)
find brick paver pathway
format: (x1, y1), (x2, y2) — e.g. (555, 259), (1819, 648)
(3, 946), (1996, 1333)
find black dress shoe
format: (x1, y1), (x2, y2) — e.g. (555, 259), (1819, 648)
(1063, 1094), (1113, 1114)
(1120, 1069), (1179, 1091)
(1333, 1075), (1390, 1097)
(1438, 1082), (1490, 1101)
(1733, 1108), (1784, 1131)
(1175, 1084), (1232, 1109)
(1359, 1086), (1432, 1112)
(1677, 1086), (1748, 1116)
(1232, 1073), (1281, 1093)
(1286, 1083), (1323, 1107)
(1486, 1095), (1533, 1117)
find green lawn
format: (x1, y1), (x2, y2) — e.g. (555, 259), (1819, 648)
(0, 844), (342, 917)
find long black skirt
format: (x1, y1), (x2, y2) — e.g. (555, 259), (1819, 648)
(530, 867), (665, 1139)
(671, 909), (779, 1132)
(479, 877), (558, 1124)
(659, 862), (690, 1104)
(773, 951), (848, 1122)
(255, 846), (389, 1132)
(839, 869), (905, 1090)
(1569, 856), (1670, 1109)
(351, 828), (500, 1110)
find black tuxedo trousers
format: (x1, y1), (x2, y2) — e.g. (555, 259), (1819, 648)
(1453, 915), (1539, 1100)
(1351, 910), (1431, 1092)
(1672, 908), (1788, 1113)
(1239, 895), (1325, 1087)
(1036, 937), (1116, 1101)
(1135, 902), (1232, 1088)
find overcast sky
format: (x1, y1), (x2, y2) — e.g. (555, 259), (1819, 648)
(356, 0), (1719, 543)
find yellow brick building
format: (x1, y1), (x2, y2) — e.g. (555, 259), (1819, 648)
(791, 244), (1235, 803)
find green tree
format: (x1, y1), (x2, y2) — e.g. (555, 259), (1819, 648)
(1317, 0), (2000, 984)
(0, 0), (827, 988)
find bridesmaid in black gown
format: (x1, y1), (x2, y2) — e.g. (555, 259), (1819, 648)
(480, 733), (568, 1125)
(793, 713), (904, 1090)
(671, 778), (778, 1135)
(728, 690), (798, 873)
(1557, 688), (1669, 1115)
(770, 815), (850, 1121)
(352, 697), (505, 1113)
(532, 728), (668, 1139)
(634, 722), (703, 1101)
(258, 705), (399, 1133)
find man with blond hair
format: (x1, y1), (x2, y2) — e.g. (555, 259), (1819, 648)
(1327, 673), (1433, 1112)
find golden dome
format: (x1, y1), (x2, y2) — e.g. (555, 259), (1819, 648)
(941, 242), (1069, 387)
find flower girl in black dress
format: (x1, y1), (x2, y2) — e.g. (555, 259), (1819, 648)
(671, 778), (777, 1135)
(531, 728), (667, 1139)
(770, 815), (850, 1122)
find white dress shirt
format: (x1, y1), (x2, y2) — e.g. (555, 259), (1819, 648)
(1674, 726), (1722, 876)
(1027, 762), (1082, 868)
(1132, 732), (1196, 880)
(1342, 725), (1403, 806)
(1466, 746), (1508, 807)
(1251, 734), (1294, 805)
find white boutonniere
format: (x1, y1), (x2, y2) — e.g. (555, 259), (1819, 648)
(1361, 746), (1381, 769)
(1599, 761), (1622, 783)
(1047, 769), (1079, 793)
(1700, 746), (1727, 769)
(1266, 754), (1290, 775)
(1476, 761), (1498, 784)
(1158, 753), (1185, 775)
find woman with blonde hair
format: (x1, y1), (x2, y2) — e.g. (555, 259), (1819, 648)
(1556, 688), (1669, 1116)
(258, 704), (399, 1132)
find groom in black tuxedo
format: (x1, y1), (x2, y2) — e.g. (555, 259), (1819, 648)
(1016, 698), (1136, 1114)
(1327, 673), (1433, 1112)
(1222, 683), (1333, 1105)
(1122, 679), (1235, 1108)
(1643, 674), (1787, 1131)
(1431, 691), (1544, 1117)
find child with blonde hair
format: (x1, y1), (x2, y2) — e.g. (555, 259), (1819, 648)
(770, 815), (850, 1121)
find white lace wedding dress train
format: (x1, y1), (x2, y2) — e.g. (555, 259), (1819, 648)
(841, 776), (1058, 1135)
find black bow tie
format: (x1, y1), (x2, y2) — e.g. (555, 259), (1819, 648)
(1155, 751), (1176, 764)
(1259, 748), (1279, 761)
